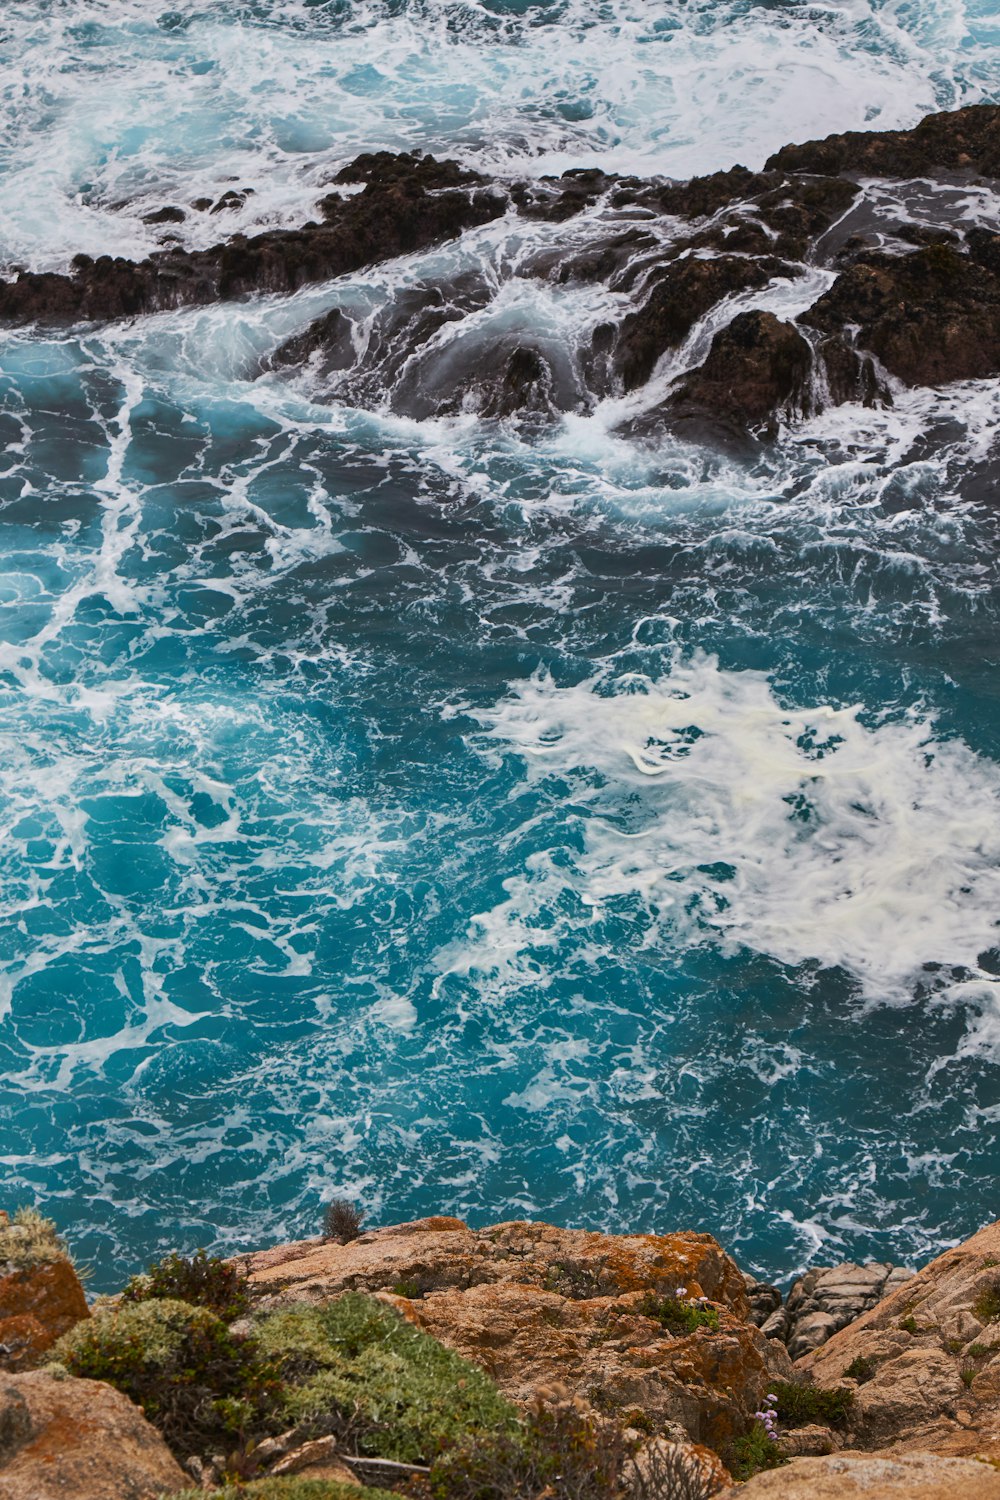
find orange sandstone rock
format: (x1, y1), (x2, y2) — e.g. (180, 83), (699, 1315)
(0, 1369), (186, 1500)
(0, 1261), (89, 1368)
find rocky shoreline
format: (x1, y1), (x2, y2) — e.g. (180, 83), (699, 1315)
(5, 1206), (1000, 1498)
(3, 106), (1000, 446)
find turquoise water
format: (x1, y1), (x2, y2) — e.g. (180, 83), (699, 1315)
(2, 0), (1000, 1289)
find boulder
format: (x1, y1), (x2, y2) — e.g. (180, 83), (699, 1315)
(245, 1217), (771, 1451)
(733, 1450), (1000, 1498)
(794, 1218), (1000, 1459)
(0, 1369), (186, 1500)
(665, 310), (813, 441)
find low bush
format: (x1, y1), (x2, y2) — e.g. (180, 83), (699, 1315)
(727, 1423), (784, 1482)
(256, 1293), (518, 1463)
(770, 1380), (854, 1430)
(636, 1294), (720, 1336)
(172, 1482), (400, 1500)
(323, 1200), (363, 1243)
(55, 1298), (280, 1459)
(843, 1356), (876, 1384)
(121, 1248), (251, 1322)
(973, 1286), (1000, 1325)
(429, 1403), (622, 1500)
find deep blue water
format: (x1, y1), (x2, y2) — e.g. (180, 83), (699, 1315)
(2, 0), (1000, 1290)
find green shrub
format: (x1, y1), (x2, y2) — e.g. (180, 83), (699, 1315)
(172, 1482), (401, 1500)
(843, 1356), (876, 1384)
(121, 1248), (251, 1323)
(898, 1315), (918, 1334)
(256, 1293), (517, 1464)
(636, 1294), (720, 1336)
(728, 1422), (784, 1482)
(429, 1403), (622, 1500)
(973, 1286), (1000, 1325)
(961, 1367), (977, 1388)
(771, 1380), (854, 1430)
(55, 1298), (280, 1459)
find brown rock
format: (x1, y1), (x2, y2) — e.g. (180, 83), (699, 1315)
(734, 1450), (1000, 1498)
(246, 1217), (750, 1313)
(666, 310), (813, 442)
(795, 1217), (1000, 1460)
(765, 103), (1000, 180)
(0, 1261), (89, 1369)
(271, 1435), (359, 1483)
(0, 1370), (186, 1500)
(802, 241), (1000, 386)
(247, 1218), (768, 1452)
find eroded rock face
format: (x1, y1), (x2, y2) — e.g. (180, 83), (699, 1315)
(245, 1217), (774, 1451)
(665, 311), (814, 443)
(734, 1449), (1000, 1499)
(760, 1262), (912, 1360)
(0, 1370), (186, 1500)
(794, 1220), (1000, 1460)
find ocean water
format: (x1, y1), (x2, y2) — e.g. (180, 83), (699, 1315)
(2, 0), (1000, 1290)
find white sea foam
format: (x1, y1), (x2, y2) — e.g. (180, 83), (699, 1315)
(465, 653), (1000, 1013)
(0, 0), (997, 270)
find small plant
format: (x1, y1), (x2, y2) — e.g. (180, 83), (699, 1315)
(637, 1292), (720, 1336)
(728, 1397), (784, 1482)
(961, 1367), (977, 1388)
(973, 1286), (1000, 1325)
(844, 1356), (876, 1384)
(322, 1200), (363, 1244)
(429, 1401), (624, 1500)
(771, 1380), (854, 1430)
(121, 1249), (251, 1323)
(899, 1315), (919, 1334)
(945, 1337), (965, 1354)
(969, 1343), (994, 1358)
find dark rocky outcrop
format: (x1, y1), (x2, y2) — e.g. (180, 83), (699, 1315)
(5, 106), (1000, 443)
(664, 311), (813, 443)
(802, 236), (1000, 386)
(0, 152), (505, 325)
(766, 102), (1000, 181)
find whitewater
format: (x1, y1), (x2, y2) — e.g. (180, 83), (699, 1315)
(2, 0), (1000, 1288)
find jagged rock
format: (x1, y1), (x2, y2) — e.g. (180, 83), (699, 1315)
(744, 1276), (782, 1328)
(245, 1216), (751, 1311)
(0, 152), (506, 325)
(0, 1370), (185, 1499)
(614, 254), (795, 389)
(758, 1262), (912, 1361)
(665, 310), (813, 442)
(766, 102), (1000, 180)
(734, 1450), (1000, 1498)
(794, 1219), (1000, 1460)
(802, 238), (1000, 386)
(245, 1217), (771, 1451)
